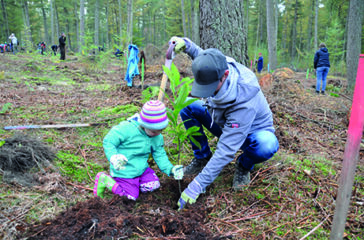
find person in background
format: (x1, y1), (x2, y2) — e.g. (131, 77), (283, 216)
(115, 48), (123, 58)
(40, 42), (46, 55)
(257, 52), (263, 74)
(8, 33), (18, 54)
(314, 43), (330, 95)
(168, 36), (279, 210)
(59, 32), (66, 60)
(51, 44), (58, 56)
(93, 100), (184, 200)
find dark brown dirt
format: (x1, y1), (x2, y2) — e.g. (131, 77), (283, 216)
(19, 178), (227, 240)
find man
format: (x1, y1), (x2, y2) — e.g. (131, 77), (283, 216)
(51, 44), (58, 56)
(8, 33), (18, 54)
(169, 37), (279, 210)
(59, 32), (66, 60)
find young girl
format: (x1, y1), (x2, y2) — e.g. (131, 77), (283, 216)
(94, 100), (183, 200)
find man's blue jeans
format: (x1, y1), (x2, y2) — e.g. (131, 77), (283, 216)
(180, 100), (279, 170)
(316, 67), (330, 92)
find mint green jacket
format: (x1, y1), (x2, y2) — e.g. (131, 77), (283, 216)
(103, 120), (173, 179)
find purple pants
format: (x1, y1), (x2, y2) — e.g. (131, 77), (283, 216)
(111, 167), (160, 200)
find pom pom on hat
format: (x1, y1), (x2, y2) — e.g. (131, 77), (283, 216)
(138, 100), (169, 130)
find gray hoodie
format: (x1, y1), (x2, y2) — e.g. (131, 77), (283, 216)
(184, 40), (275, 191)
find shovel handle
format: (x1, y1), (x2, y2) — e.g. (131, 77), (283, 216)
(158, 42), (176, 101)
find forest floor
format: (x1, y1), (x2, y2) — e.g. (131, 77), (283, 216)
(0, 50), (363, 240)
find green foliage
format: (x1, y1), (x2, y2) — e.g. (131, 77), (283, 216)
(96, 104), (139, 118)
(0, 103), (13, 114)
(163, 63), (201, 164)
(324, 18), (345, 63)
(56, 151), (104, 183)
(141, 86), (160, 102)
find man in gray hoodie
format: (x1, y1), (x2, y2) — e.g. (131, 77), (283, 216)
(169, 37), (279, 210)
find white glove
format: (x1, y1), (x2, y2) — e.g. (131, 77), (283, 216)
(110, 154), (128, 170)
(171, 165), (184, 180)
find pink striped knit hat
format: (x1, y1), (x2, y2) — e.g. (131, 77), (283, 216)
(138, 100), (169, 130)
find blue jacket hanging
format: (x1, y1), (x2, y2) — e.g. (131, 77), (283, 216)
(125, 44), (140, 87)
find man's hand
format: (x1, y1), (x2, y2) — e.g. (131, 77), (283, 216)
(110, 154), (128, 170)
(178, 180), (203, 210)
(171, 165), (184, 180)
(170, 36), (186, 54)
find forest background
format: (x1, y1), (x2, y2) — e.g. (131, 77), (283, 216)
(1, 0), (363, 90)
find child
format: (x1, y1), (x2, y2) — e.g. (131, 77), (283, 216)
(94, 100), (184, 200)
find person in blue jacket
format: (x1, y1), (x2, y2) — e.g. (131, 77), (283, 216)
(169, 37), (279, 210)
(314, 43), (330, 95)
(93, 100), (184, 200)
(257, 52), (263, 73)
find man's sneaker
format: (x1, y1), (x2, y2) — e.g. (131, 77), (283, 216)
(184, 153), (212, 175)
(321, 91), (325, 95)
(93, 172), (116, 198)
(232, 162), (250, 191)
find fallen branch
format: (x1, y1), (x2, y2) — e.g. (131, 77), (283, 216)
(299, 215), (330, 240)
(66, 182), (93, 191)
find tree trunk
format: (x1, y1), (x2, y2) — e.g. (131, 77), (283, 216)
(63, 7), (72, 51)
(80, 0), (85, 52)
(190, 0), (199, 45)
(105, 1), (110, 49)
(314, 0), (318, 49)
(55, 2), (60, 39)
(307, 0), (314, 51)
(266, 0), (277, 71)
(95, 0), (99, 48)
(118, 0), (123, 46)
(200, 0), (248, 65)
(291, 0), (298, 61)
(74, 0), (79, 52)
(346, 0), (363, 92)
(1, 0), (9, 38)
(23, 0), (33, 47)
(40, 0), (49, 44)
(127, 0), (133, 44)
(245, 0), (249, 37)
(50, 0), (55, 45)
(181, 0), (187, 37)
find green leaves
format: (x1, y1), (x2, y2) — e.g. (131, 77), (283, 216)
(163, 63), (201, 163)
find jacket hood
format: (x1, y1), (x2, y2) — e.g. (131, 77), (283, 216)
(320, 47), (328, 53)
(210, 58), (260, 108)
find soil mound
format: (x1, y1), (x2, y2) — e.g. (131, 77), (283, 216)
(0, 133), (56, 187)
(19, 179), (226, 240)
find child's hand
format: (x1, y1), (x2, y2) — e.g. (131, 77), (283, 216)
(110, 154), (128, 170)
(171, 165), (184, 180)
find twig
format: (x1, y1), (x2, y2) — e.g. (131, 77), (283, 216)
(66, 182), (93, 191)
(298, 215), (330, 240)
(226, 211), (268, 223)
(79, 146), (93, 182)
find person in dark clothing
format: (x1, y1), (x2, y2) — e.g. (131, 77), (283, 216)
(115, 48), (123, 58)
(139, 50), (146, 67)
(314, 43), (330, 95)
(256, 52), (263, 73)
(40, 42), (46, 55)
(51, 45), (58, 56)
(59, 32), (66, 60)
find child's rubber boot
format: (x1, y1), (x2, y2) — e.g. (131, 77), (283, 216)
(93, 172), (116, 198)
